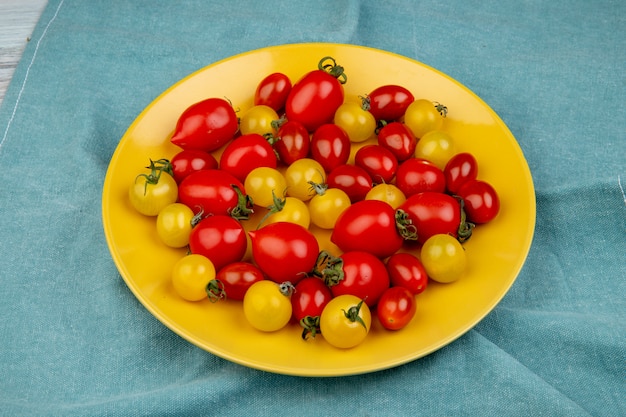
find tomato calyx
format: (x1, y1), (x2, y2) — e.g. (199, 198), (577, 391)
(300, 315), (321, 340)
(308, 180), (328, 196)
(394, 209), (419, 241)
(342, 298), (367, 330)
(278, 281), (295, 297)
(256, 189), (286, 229)
(455, 196), (475, 243)
(318, 56), (347, 85)
(205, 279), (226, 303)
(136, 158), (173, 195)
(313, 251), (344, 287)
(434, 101), (448, 117)
(229, 185), (254, 220)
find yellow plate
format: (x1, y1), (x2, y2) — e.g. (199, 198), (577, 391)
(102, 43), (535, 376)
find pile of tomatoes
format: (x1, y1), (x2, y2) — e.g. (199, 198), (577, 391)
(128, 56), (500, 349)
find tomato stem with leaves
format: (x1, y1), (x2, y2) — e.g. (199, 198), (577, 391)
(308, 180), (328, 196)
(136, 158), (173, 195)
(395, 209), (419, 241)
(313, 251), (344, 286)
(229, 185), (254, 220)
(455, 196), (475, 243)
(342, 299), (367, 330)
(318, 56), (347, 84)
(278, 281), (295, 297)
(434, 101), (448, 117)
(300, 315), (320, 340)
(205, 279), (226, 303)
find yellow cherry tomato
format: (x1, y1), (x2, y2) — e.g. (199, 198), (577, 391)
(128, 159), (178, 216)
(414, 130), (456, 170)
(420, 234), (467, 283)
(171, 254), (216, 301)
(156, 203), (195, 248)
(403, 99), (446, 138)
(320, 295), (371, 349)
(263, 196), (311, 229)
(284, 158), (326, 201)
(244, 167), (288, 208)
(365, 183), (406, 209)
(308, 187), (351, 229)
(239, 104), (279, 136)
(333, 101), (377, 143)
(243, 280), (294, 332)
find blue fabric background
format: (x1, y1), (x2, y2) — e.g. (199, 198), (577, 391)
(0, 0), (624, 415)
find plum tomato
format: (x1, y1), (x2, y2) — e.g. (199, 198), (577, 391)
(310, 124), (351, 172)
(395, 158), (446, 197)
(456, 179), (500, 224)
(365, 183), (406, 209)
(254, 72), (292, 111)
(291, 277), (333, 339)
(188, 215), (247, 272)
(129, 159), (178, 217)
(170, 97), (238, 152)
(377, 121), (417, 161)
(171, 254), (216, 302)
(444, 152), (479, 194)
(308, 186), (351, 230)
(273, 120), (310, 166)
(319, 295), (371, 349)
(249, 222), (320, 284)
(403, 99), (447, 139)
(420, 234), (467, 283)
(333, 100), (377, 143)
(385, 252), (428, 295)
(376, 286), (417, 330)
(366, 85), (415, 122)
(354, 144), (398, 184)
(284, 158), (326, 201)
(219, 133), (277, 183)
(243, 280), (294, 332)
(327, 164), (373, 203)
(156, 203), (195, 248)
(239, 105), (279, 137)
(170, 149), (218, 184)
(244, 167), (288, 208)
(414, 130), (456, 170)
(285, 56), (346, 132)
(215, 261), (265, 301)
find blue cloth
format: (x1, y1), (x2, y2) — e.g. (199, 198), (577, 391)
(1, 0), (624, 415)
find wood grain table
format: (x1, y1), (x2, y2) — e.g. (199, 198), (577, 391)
(0, 0), (48, 107)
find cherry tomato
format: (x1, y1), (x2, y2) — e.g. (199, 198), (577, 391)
(331, 200), (413, 258)
(215, 261), (265, 301)
(320, 250), (390, 307)
(261, 195), (311, 229)
(178, 169), (252, 219)
(333, 100), (377, 143)
(254, 72), (292, 111)
(456, 179), (500, 224)
(239, 105), (279, 136)
(291, 277), (333, 339)
(156, 203), (195, 248)
(171, 254), (216, 302)
(188, 215), (247, 272)
(366, 85), (414, 122)
(308, 186), (351, 229)
(354, 144), (398, 184)
(310, 124), (351, 172)
(327, 164), (373, 203)
(219, 133), (277, 183)
(129, 159), (178, 217)
(249, 222), (320, 284)
(273, 120), (310, 165)
(395, 158), (446, 197)
(319, 295), (371, 349)
(244, 167), (287, 208)
(170, 149), (218, 184)
(414, 130), (456, 170)
(243, 280), (294, 332)
(376, 286), (416, 330)
(444, 152), (479, 194)
(365, 183), (406, 209)
(170, 97), (238, 152)
(385, 252), (428, 295)
(420, 234), (467, 283)
(285, 56), (346, 132)
(403, 99), (447, 139)
(284, 158), (326, 201)
(377, 121), (417, 161)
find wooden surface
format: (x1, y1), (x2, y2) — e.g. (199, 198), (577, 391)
(0, 0), (48, 106)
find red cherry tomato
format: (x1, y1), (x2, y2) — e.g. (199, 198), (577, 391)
(178, 169), (252, 219)
(248, 222), (320, 285)
(254, 72), (292, 111)
(376, 286), (416, 330)
(456, 179), (500, 224)
(188, 215), (247, 272)
(310, 124), (351, 172)
(376, 121), (417, 161)
(366, 85), (415, 122)
(395, 158), (446, 197)
(219, 133), (277, 183)
(444, 152), (479, 194)
(327, 164), (373, 203)
(291, 277), (333, 339)
(354, 144), (398, 184)
(170, 149), (218, 184)
(273, 120), (310, 166)
(285, 57), (346, 132)
(385, 252), (428, 295)
(170, 97), (238, 152)
(215, 261), (265, 301)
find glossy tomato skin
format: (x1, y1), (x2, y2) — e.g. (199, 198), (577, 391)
(320, 295), (371, 349)
(354, 144), (398, 184)
(249, 222), (320, 285)
(170, 150), (218, 184)
(376, 286), (416, 330)
(178, 169), (246, 216)
(377, 121), (417, 161)
(331, 200), (404, 259)
(274, 120), (310, 166)
(254, 72), (292, 111)
(367, 85), (414, 122)
(327, 164), (373, 203)
(444, 152), (478, 194)
(188, 215), (247, 272)
(285, 69), (345, 132)
(310, 124), (351, 172)
(385, 252), (428, 295)
(291, 277), (333, 322)
(170, 97), (238, 152)
(456, 179), (500, 224)
(219, 133), (277, 183)
(215, 261), (265, 301)
(328, 251), (390, 307)
(395, 158), (446, 197)
(398, 191), (461, 245)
